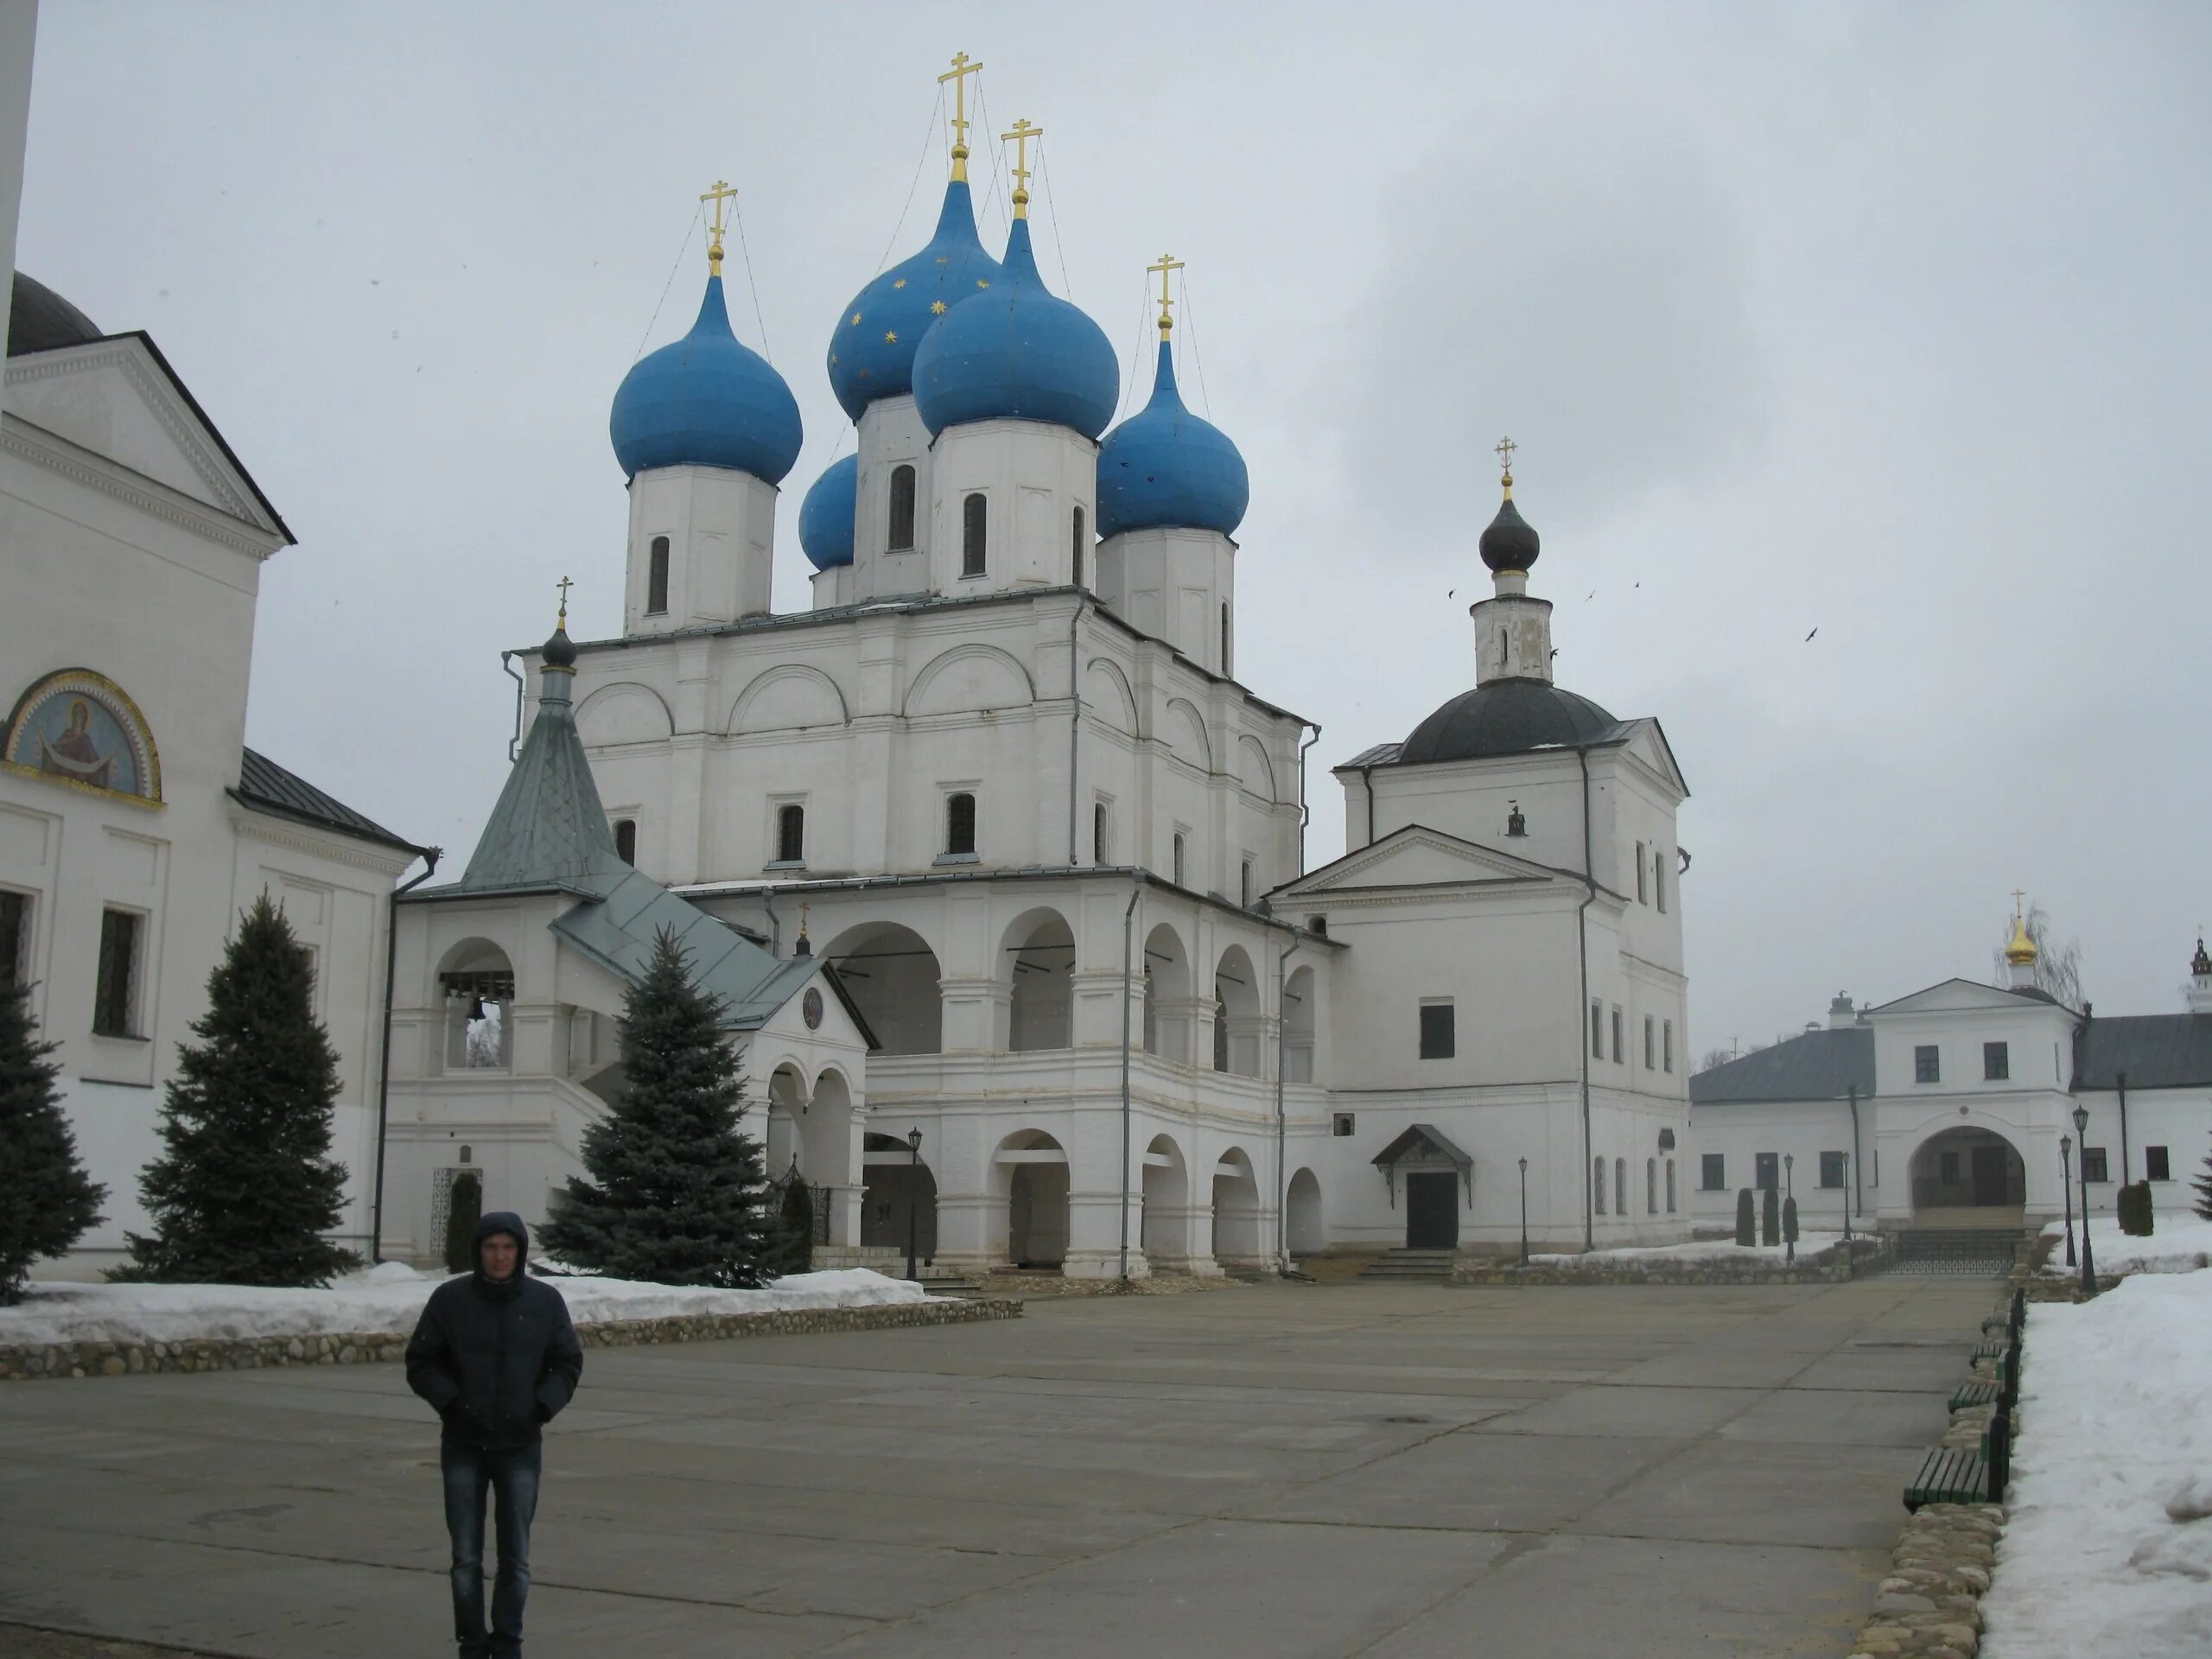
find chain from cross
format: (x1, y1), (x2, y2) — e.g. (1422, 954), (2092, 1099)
(939, 52), (983, 174)
(1495, 435), (1517, 480)
(556, 575), (574, 620)
(1001, 118), (1040, 213)
(1147, 252), (1185, 335)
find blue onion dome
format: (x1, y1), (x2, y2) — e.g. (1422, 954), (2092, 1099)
(610, 276), (803, 483)
(1096, 340), (1249, 538)
(827, 180), (1005, 422)
(911, 217), (1119, 440)
(798, 452), (858, 570)
(1479, 487), (1541, 573)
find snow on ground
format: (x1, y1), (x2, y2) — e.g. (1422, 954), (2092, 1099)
(0, 1263), (928, 1348)
(1531, 1234), (1845, 1266)
(1983, 1268), (2212, 1659)
(2037, 1213), (2212, 1277)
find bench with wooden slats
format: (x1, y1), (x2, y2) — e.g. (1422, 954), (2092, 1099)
(1904, 1446), (1988, 1511)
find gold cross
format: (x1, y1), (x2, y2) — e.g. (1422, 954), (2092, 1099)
(2012, 887), (2028, 921)
(556, 575), (573, 625)
(1147, 252), (1185, 340)
(1002, 118), (1040, 219)
(699, 179), (739, 276)
(938, 52), (983, 181)
(1495, 435), (1517, 486)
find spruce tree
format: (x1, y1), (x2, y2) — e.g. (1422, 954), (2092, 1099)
(1734, 1188), (1755, 1246)
(118, 893), (357, 1286)
(0, 979), (105, 1303)
(2193, 1140), (2212, 1223)
(1761, 1186), (1781, 1246)
(540, 926), (777, 1287)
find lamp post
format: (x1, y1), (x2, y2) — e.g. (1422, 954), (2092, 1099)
(905, 1127), (924, 1283)
(2070, 1103), (2096, 1295)
(2059, 1135), (2076, 1268)
(1517, 1158), (1529, 1266)
(1840, 1153), (1852, 1243)
(1784, 1154), (1796, 1264)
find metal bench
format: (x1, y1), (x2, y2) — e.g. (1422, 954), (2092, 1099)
(1948, 1378), (1999, 1411)
(1904, 1446), (1988, 1511)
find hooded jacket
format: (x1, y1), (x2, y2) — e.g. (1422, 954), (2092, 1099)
(404, 1211), (583, 1451)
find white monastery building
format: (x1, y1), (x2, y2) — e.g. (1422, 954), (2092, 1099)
(380, 61), (1696, 1276)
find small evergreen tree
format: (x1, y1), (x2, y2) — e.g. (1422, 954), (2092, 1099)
(1782, 1196), (1799, 1246)
(1762, 1186), (1781, 1246)
(778, 1179), (815, 1274)
(118, 894), (357, 1286)
(1735, 1188), (1755, 1246)
(0, 979), (105, 1303)
(2194, 1139), (2212, 1222)
(443, 1169), (483, 1275)
(540, 927), (777, 1286)
(2117, 1181), (2154, 1237)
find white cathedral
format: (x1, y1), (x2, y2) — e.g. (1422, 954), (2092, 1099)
(378, 68), (1694, 1278)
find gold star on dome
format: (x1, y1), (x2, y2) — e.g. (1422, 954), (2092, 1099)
(935, 256), (949, 265)
(850, 312), (862, 326)
(884, 329), (899, 343)
(931, 300), (948, 315)
(976, 278), (990, 288)
(830, 353), (839, 365)
(893, 278), (907, 289)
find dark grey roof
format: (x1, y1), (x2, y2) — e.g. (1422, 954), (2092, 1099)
(233, 747), (423, 855)
(1371, 1122), (1473, 1169)
(8, 272), (100, 356)
(1691, 1027), (1873, 1104)
(2075, 1015), (2212, 1090)
(1397, 679), (1627, 766)
(454, 683), (626, 895)
(1340, 741), (1402, 770)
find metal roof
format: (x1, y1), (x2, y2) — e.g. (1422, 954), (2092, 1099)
(232, 747), (422, 855)
(1690, 1027), (1873, 1104)
(2076, 1014), (2212, 1091)
(1371, 1122), (1474, 1169)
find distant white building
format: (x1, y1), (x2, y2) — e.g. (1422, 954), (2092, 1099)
(2, 271), (426, 1274)
(1689, 919), (2212, 1235)
(381, 73), (1695, 1274)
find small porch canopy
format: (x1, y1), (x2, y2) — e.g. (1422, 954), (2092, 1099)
(1371, 1123), (1474, 1206)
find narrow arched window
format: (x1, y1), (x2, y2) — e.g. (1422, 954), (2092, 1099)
(962, 493), (987, 577)
(775, 803), (804, 865)
(946, 791), (976, 855)
(1616, 1158), (1628, 1215)
(1093, 802), (1109, 863)
(613, 818), (637, 865)
(1221, 602), (1232, 674)
(1071, 505), (1086, 588)
(646, 536), (671, 614)
(888, 465), (916, 551)
(1593, 1157), (1606, 1216)
(1647, 1158), (1657, 1214)
(1172, 832), (1186, 887)
(1666, 1159), (1677, 1213)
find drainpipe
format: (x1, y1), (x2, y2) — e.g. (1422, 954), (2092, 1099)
(1119, 874), (1141, 1281)
(372, 847), (444, 1264)
(761, 886), (781, 955)
(1358, 761), (1377, 848)
(1575, 746), (1598, 1252)
(1296, 724), (1321, 870)
(2117, 1069), (2130, 1185)
(1067, 598), (1086, 866)
(1847, 1084), (1863, 1225)
(499, 652), (525, 761)
(1274, 936), (1300, 1271)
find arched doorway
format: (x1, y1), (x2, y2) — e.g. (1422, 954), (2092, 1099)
(1004, 910), (1075, 1052)
(763, 1063), (807, 1179)
(1214, 945), (1261, 1077)
(1211, 1147), (1262, 1268)
(1141, 1134), (1190, 1268)
(1909, 1127), (2026, 1224)
(997, 1128), (1070, 1268)
(1286, 1167), (1325, 1256)
(861, 1131), (937, 1261)
(1281, 966), (1315, 1084)
(1141, 922), (1192, 1061)
(821, 923), (942, 1054)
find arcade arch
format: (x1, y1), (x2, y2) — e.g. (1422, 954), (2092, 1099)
(823, 921), (942, 1054)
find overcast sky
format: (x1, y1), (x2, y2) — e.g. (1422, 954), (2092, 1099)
(17, 2), (2210, 1050)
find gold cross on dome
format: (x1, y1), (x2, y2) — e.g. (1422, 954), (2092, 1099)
(1147, 251), (1185, 340)
(1495, 435), (1517, 485)
(556, 574), (574, 625)
(2012, 887), (2028, 921)
(938, 52), (983, 181)
(1002, 118), (1040, 219)
(699, 180), (738, 276)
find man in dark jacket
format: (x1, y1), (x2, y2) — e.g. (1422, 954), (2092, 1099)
(405, 1211), (583, 1659)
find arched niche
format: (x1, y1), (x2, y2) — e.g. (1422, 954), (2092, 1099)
(3, 668), (162, 804)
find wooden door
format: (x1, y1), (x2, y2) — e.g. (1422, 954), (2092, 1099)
(1406, 1172), (1459, 1249)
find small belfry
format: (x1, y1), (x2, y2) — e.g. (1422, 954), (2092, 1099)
(1470, 435), (1554, 685)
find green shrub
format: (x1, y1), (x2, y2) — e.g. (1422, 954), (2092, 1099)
(443, 1170), (482, 1275)
(1762, 1186), (1780, 1246)
(2118, 1180), (2154, 1237)
(1783, 1196), (1800, 1245)
(1735, 1188), (1755, 1246)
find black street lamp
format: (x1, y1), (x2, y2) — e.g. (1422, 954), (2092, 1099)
(1840, 1153), (1853, 1243)
(905, 1127), (924, 1283)
(2059, 1135), (2076, 1268)
(1784, 1154), (1796, 1264)
(1517, 1158), (1529, 1265)
(2070, 1103), (2096, 1295)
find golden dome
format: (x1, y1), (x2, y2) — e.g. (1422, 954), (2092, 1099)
(2004, 911), (2038, 966)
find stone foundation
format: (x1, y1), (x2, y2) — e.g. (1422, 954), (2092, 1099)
(0, 1297), (1021, 1382)
(1457, 1237), (1887, 1287)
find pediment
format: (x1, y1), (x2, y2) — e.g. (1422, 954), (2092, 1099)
(1281, 824), (1558, 896)
(4, 335), (285, 542)
(1619, 718), (1689, 798)
(1871, 977), (2062, 1017)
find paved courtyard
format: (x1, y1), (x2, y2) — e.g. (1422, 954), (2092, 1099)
(0, 1277), (1992, 1658)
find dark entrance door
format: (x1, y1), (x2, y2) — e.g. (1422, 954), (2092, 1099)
(1970, 1145), (2010, 1206)
(1406, 1172), (1459, 1249)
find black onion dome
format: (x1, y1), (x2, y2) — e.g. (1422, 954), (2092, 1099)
(1399, 679), (1617, 765)
(9, 271), (101, 356)
(542, 623), (578, 669)
(1478, 494), (1540, 574)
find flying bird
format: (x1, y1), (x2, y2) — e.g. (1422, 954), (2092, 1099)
(1804, 627), (1819, 642)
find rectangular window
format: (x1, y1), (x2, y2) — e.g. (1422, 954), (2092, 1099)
(1332, 1112), (1355, 1137)
(961, 493), (987, 577)
(888, 465), (917, 551)
(1654, 851), (1667, 912)
(1663, 1020), (1675, 1073)
(1635, 842), (1647, 903)
(1419, 1002), (1455, 1059)
(646, 535), (670, 614)
(1241, 859), (1255, 908)
(1915, 1044), (1941, 1084)
(0, 889), (28, 992)
(1071, 505), (1086, 587)
(1092, 802), (1109, 864)
(2082, 1146), (2109, 1184)
(1820, 1150), (1846, 1189)
(775, 803), (805, 865)
(1700, 1153), (1726, 1191)
(1611, 1006), (1624, 1065)
(1982, 1040), (2009, 1081)
(945, 791), (976, 856)
(1643, 1015), (1655, 1069)
(1592, 1000), (1604, 1058)
(1221, 602), (1232, 675)
(1172, 832), (1186, 887)
(93, 907), (143, 1037)
(613, 817), (637, 864)
(2146, 1145), (2171, 1182)
(1755, 1151), (1778, 1192)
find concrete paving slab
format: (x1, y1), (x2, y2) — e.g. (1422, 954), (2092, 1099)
(1471, 1382), (1770, 1439)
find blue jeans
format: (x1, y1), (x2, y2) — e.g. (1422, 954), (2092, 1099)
(441, 1440), (540, 1657)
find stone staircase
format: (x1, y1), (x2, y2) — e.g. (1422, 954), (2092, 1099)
(1875, 1229), (2029, 1276)
(1357, 1249), (1459, 1284)
(806, 1244), (980, 1294)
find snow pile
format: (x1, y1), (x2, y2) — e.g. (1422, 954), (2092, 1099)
(0, 1264), (927, 1348)
(1983, 1269), (2212, 1659)
(1532, 1233), (1845, 1266)
(2037, 1213), (2212, 1277)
